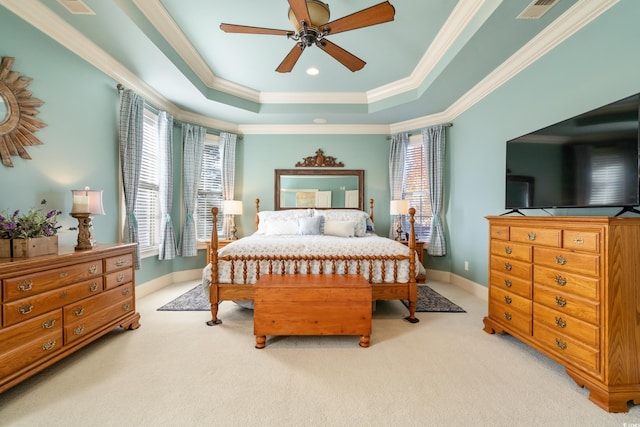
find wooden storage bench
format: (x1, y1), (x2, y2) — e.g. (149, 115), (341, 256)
(253, 274), (372, 348)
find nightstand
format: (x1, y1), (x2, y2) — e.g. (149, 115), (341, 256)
(206, 239), (233, 264)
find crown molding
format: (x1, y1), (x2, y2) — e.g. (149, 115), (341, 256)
(238, 123), (390, 135)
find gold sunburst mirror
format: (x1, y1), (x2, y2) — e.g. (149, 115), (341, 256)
(0, 56), (46, 167)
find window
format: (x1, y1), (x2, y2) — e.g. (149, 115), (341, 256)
(402, 141), (432, 242)
(134, 109), (161, 253)
(196, 134), (223, 240)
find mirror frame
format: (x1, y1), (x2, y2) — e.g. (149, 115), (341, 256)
(275, 169), (365, 210)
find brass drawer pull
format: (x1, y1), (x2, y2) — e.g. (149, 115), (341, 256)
(42, 340), (56, 351)
(122, 303), (131, 311)
(42, 319), (56, 329)
(116, 258), (125, 267)
(554, 275), (567, 286)
(18, 280), (33, 292)
(89, 282), (99, 292)
(504, 312), (512, 321)
(527, 232), (536, 241)
(73, 325), (85, 336)
(117, 274), (125, 283)
(555, 296), (567, 307)
(504, 295), (512, 304)
(18, 303), (33, 315)
(554, 317), (567, 328)
(504, 263), (512, 271)
(58, 272), (68, 278)
(555, 255), (567, 265)
(504, 279), (512, 288)
(504, 246), (512, 255)
(59, 291), (68, 299)
(555, 338), (567, 350)
(122, 287), (130, 295)
(89, 264), (98, 274)
(73, 307), (85, 317)
(573, 237), (584, 245)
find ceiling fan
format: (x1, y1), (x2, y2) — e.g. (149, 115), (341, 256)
(220, 0), (395, 73)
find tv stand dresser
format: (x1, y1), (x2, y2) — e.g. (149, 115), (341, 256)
(0, 243), (140, 393)
(483, 216), (640, 412)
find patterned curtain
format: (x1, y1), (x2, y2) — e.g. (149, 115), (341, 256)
(220, 132), (238, 239)
(388, 132), (408, 238)
(118, 89), (144, 269)
(180, 123), (205, 256)
(423, 125), (446, 256)
(157, 111), (177, 260)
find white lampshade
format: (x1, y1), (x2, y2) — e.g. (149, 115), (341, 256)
(389, 199), (409, 216)
(223, 200), (243, 216)
(71, 187), (105, 215)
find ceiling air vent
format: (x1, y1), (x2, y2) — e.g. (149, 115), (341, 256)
(57, 0), (95, 15)
(517, 0), (559, 20)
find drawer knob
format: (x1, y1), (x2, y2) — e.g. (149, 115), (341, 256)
(554, 275), (567, 286)
(573, 237), (584, 245)
(504, 279), (512, 288)
(504, 312), (512, 321)
(504, 295), (512, 304)
(42, 340), (57, 351)
(58, 272), (68, 278)
(554, 317), (567, 328)
(73, 325), (85, 336)
(73, 306), (85, 317)
(18, 303), (33, 315)
(555, 296), (567, 307)
(555, 255), (567, 265)
(122, 303), (131, 311)
(89, 282), (99, 292)
(116, 258), (125, 267)
(18, 280), (33, 292)
(504, 263), (512, 271)
(555, 338), (567, 350)
(504, 246), (512, 255)
(117, 274), (125, 283)
(42, 319), (56, 329)
(89, 264), (98, 274)
(122, 287), (130, 295)
(527, 232), (536, 241)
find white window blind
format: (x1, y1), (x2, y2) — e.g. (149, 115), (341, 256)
(135, 109), (160, 252)
(403, 143), (432, 241)
(196, 137), (223, 240)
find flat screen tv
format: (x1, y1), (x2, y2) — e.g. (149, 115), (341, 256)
(505, 93), (640, 214)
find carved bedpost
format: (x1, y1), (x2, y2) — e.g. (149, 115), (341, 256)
(369, 198), (375, 223)
(207, 207), (222, 326)
(405, 207), (419, 323)
(255, 198), (260, 231)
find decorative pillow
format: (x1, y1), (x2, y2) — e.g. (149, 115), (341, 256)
(257, 209), (312, 234)
(264, 220), (298, 235)
(297, 216), (324, 235)
(324, 220), (356, 238)
(314, 209), (369, 237)
(366, 217), (375, 233)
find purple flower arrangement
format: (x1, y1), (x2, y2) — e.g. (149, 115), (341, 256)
(0, 199), (61, 239)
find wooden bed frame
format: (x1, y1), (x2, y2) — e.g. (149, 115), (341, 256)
(206, 198), (419, 325)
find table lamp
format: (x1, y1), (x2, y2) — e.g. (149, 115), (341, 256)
(223, 200), (243, 240)
(70, 187), (105, 250)
(389, 199), (409, 241)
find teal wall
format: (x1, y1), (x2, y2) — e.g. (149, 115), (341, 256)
(3, 1), (640, 288)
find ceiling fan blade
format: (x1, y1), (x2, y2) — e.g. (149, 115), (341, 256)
(276, 44), (306, 73)
(317, 39), (366, 72)
(220, 23), (293, 37)
(288, 0), (311, 27)
(323, 1), (395, 35)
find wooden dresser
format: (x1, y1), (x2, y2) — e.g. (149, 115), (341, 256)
(483, 216), (640, 412)
(0, 243), (140, 393)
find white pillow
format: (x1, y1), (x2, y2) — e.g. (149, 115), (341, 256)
(257, 209), (312, 234)
(264, 220), (298, 235)
(324, 220), (356, 237)
(314, 209), (369, 237)
(297, 216), (324, 235)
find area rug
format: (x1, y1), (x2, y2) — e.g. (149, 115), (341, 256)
(158, 284), (465, 313)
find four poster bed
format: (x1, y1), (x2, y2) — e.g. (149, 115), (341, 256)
(202, 198), (423, 325)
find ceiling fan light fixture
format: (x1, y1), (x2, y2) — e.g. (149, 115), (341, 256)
(288, 0), (330, 32)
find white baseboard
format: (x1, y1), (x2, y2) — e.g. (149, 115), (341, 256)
(426, 269), (488, 301)
(136, 269), (202, 299)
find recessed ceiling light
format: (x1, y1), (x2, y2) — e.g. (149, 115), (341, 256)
(313, 118), (327, 124)
(306, 67), (320, 76)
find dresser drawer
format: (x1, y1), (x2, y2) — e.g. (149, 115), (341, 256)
(490, 270), (531, 299)
(534, 303), (599, 349)
(490, 286), (531, 316)
(534, 266), (599, 301)
(64, 297), (134, 344)
(0, 310), (62, 353)
(534, 247), (599, 276)
(489, 300), (531, 335)
(3, 278), (104, 327)
(490, 256), (531, 281)
(63, 283), (133, 324)
(490, 240), (531, 262)
(0, 330), (63, 378)
(105, 253), (133, 273)
(3, 261), (102, 302)
(534, 323), (599, 372)
(490, 225), (509, 240)
(510, 227), (561, 247)
(533, 284), (598, 325)
(563, 229), (600, 253)
(105, 268), (133, 290)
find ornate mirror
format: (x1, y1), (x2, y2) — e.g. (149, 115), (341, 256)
(0, 56), (46, 167)
(275, 169), (364, 210)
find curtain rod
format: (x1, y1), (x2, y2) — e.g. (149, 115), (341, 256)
(386, 122), (453, 140)
(117, 83), (242, 140)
